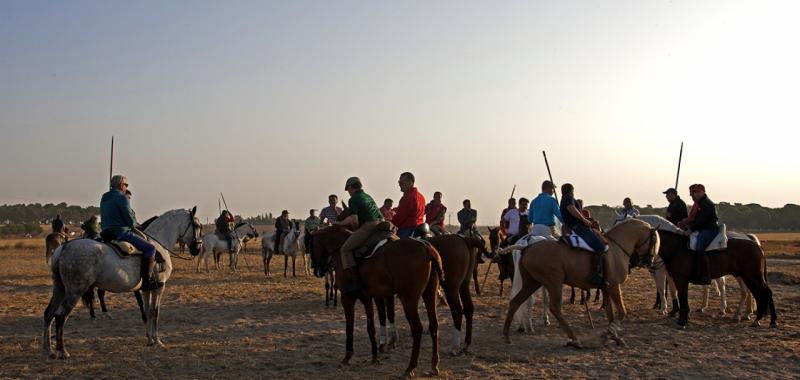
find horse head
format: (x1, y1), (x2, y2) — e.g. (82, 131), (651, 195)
(487, 227), (504, 258)
(185, 206), (203, 256)
(309, 226), (350, 278)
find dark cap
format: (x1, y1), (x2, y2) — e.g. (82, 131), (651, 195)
(281, 210), (289, 215)
(689, 184), (705, 192)
(663, 188), (677, 194)
(345, 176), (361, 190)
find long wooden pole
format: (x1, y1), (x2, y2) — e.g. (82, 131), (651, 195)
(543, 151), (558, 203)
(675, 141), (684, 190)
(510, 184), (516, 200)
(109, 136), (114, 185)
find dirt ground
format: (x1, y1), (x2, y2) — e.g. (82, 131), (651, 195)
(1, 235), (798, 379)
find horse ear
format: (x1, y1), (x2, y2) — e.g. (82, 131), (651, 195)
(190, 206), (197, 216)
(341, 201), (349, 210)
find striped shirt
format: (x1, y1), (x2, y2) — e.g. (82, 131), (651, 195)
(319, 206), (342, 225)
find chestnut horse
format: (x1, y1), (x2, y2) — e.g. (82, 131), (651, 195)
(309, 226), (444, 377)
(655, 229), (777, 328)
(429, 234), (488, 355)
(504, 219), (659, 348)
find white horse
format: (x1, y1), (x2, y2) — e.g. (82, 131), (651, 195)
(498, 234), (552, 332)
(261, 222), (307, 277)
(637, 215), (754, 320)
(196, 222), (258, 273)
(43, 207), (202, 358)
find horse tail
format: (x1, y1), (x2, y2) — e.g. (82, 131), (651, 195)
(424, 244), (446, 285)
(81, 286), (95, 309)
(746, 233), (762, 247)
(745, 234), (769, 285)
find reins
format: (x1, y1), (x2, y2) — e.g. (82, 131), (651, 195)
(140, 215), (200, 261)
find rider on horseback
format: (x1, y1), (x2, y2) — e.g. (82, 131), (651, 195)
(274, 210), (292, 254)
(679, 184), (718, 285)
(216, 210), (236, 254)
(334, 177), (383, 294)
(100, 175), (160, 291)
(424, 191), (447, 236)
(393, 172), (426, 239)
(80, 215), (100, 239)
(52, 214), (68, 240)
(529, 180), (562, 239)
(560, 183), (608, 288)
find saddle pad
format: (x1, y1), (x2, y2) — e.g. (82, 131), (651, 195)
(516, 233), (548, 248)
(111, 240), (138, 255)
(568, 233), (608, 253)
(727, 231), (752, 241)
(690, 224), (728, 251)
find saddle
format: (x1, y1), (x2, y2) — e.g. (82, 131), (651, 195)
(99, 231), (165, 262)
(560, 233), (609, 253)
(689, 224), (733, 252)
(354, 221), (398, 260)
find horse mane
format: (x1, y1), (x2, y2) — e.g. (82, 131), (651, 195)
(234, 221), (246, 229)
(140, 216), (159, 230)
(635, 215), (686, 236)
(605, 218), (646, 233)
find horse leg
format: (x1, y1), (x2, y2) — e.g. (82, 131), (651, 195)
(473, 267), (481, 296)
(605, 285), (627, 347)
(325, 277), (331, 307)
(503, 270), (539, 343)
(569, 286), (576, 304)
(444, 284), (463, 355)
(150, 288), (165, 346)
(81, 287), (96, 320)
(459, 279), (474, 353)
(341, 295), (356, 366)
(375, 297), (388, 352)
(292, 256), (297, 277)
(546, 284), (582, 347)
(387, 295), (397, 348)
(718, 277), (728, 316)
(541, 288), (551, 326)
(602, 288), (614, 322)
(43, 283), (65, 359)
(422, 278), (440, 376)
(700, 284), (710, 313)
(54, 292), (81, 359)
(284, 255), (288, 277)
(668, 276), (679, 316)
(362, 297), (379, 364)
(135, 290), (146, 323)
(98, 289), (108, 314)
(654, 267), (667, 315)
(676, 277), (690, 327)
(399, 295), (424, 378)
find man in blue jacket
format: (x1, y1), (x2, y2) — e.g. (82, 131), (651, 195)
(100, 175), (159, 290)
(529, 180), (563, 239)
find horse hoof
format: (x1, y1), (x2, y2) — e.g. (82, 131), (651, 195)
(544, 320), (551, 327)
(504, 335), (511, 344)
(399, 369), (415, 379)
(45, 351), (56, 360)
(566, 340), (584, 349)
(57, 350), (70, 360)
(750, 320), (761, 327)
(516, 327), (525, 333)
(379, 344), (387, 353)
(770, 322), (778, 329)
(371, 357), (381, 365)
(429, 368), (440, 377)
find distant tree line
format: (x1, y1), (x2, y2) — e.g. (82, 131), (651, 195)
(0, 203), (99, 226)
(586, 202), (800, 231)
(2, 202), (799, 234)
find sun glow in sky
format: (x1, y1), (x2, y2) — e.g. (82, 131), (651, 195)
(1, 1), (798, 225)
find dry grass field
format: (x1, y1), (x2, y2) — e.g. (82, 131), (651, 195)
(1, 233), (799, 379)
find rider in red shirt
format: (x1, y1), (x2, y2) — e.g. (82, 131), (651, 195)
(392, 171), (426, 238)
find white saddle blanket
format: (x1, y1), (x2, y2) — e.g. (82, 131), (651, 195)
(690, 224), (728, 251)
(568, 233), (609, 253)
(364, 239), (389, 259)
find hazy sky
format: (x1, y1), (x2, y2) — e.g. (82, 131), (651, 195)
(1, 1), (798, 225)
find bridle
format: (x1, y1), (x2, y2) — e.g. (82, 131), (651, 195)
(143, 212), (202, 261)
(606, 228), (657, 268)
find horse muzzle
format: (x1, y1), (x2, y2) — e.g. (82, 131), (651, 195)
(189, 241), (203, 256)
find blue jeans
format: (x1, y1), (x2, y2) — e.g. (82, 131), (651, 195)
(397, 228), (414, 239)
(572, 224), (606, 253)
(694, 227), (719, 252)
(117, 231), (156, 258)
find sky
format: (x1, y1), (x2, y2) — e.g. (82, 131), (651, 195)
(1, 0), (798, 225)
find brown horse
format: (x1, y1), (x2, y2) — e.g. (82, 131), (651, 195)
(310, 226), (444, 377)
(656, 229), (777, 328)
(45, 232), (67, 265)
(504, 219), (659, 348)
(428, 234), (488, 355)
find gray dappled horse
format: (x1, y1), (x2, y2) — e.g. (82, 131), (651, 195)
(261, 221), (306, 277)
(43, 207), (202, 359)
(197, 222), (258, 272)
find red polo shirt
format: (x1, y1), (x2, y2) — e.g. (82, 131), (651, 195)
(393, 187), (426, 229)
(425, 201), (446, 228)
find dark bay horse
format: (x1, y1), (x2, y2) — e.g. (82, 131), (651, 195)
(310, 226), (444, 377)
(45, 232), (67, 265)
(429, 234), (488, 355)
(487, 227), (514, 296)
(656, 230), (777, 328)
(504, 219), (659, 348)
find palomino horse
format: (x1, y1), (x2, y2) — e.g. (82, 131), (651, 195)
(43, 208), (202, 359)
(262, 222), (307, 277)
(428, 234), (487, 355)
(196, 222), (258, 272)
(504, 219), (659, 348)
(309, 225), (444, 377)
(45, 232), (67, 265)
(654, 225), (777, 328)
